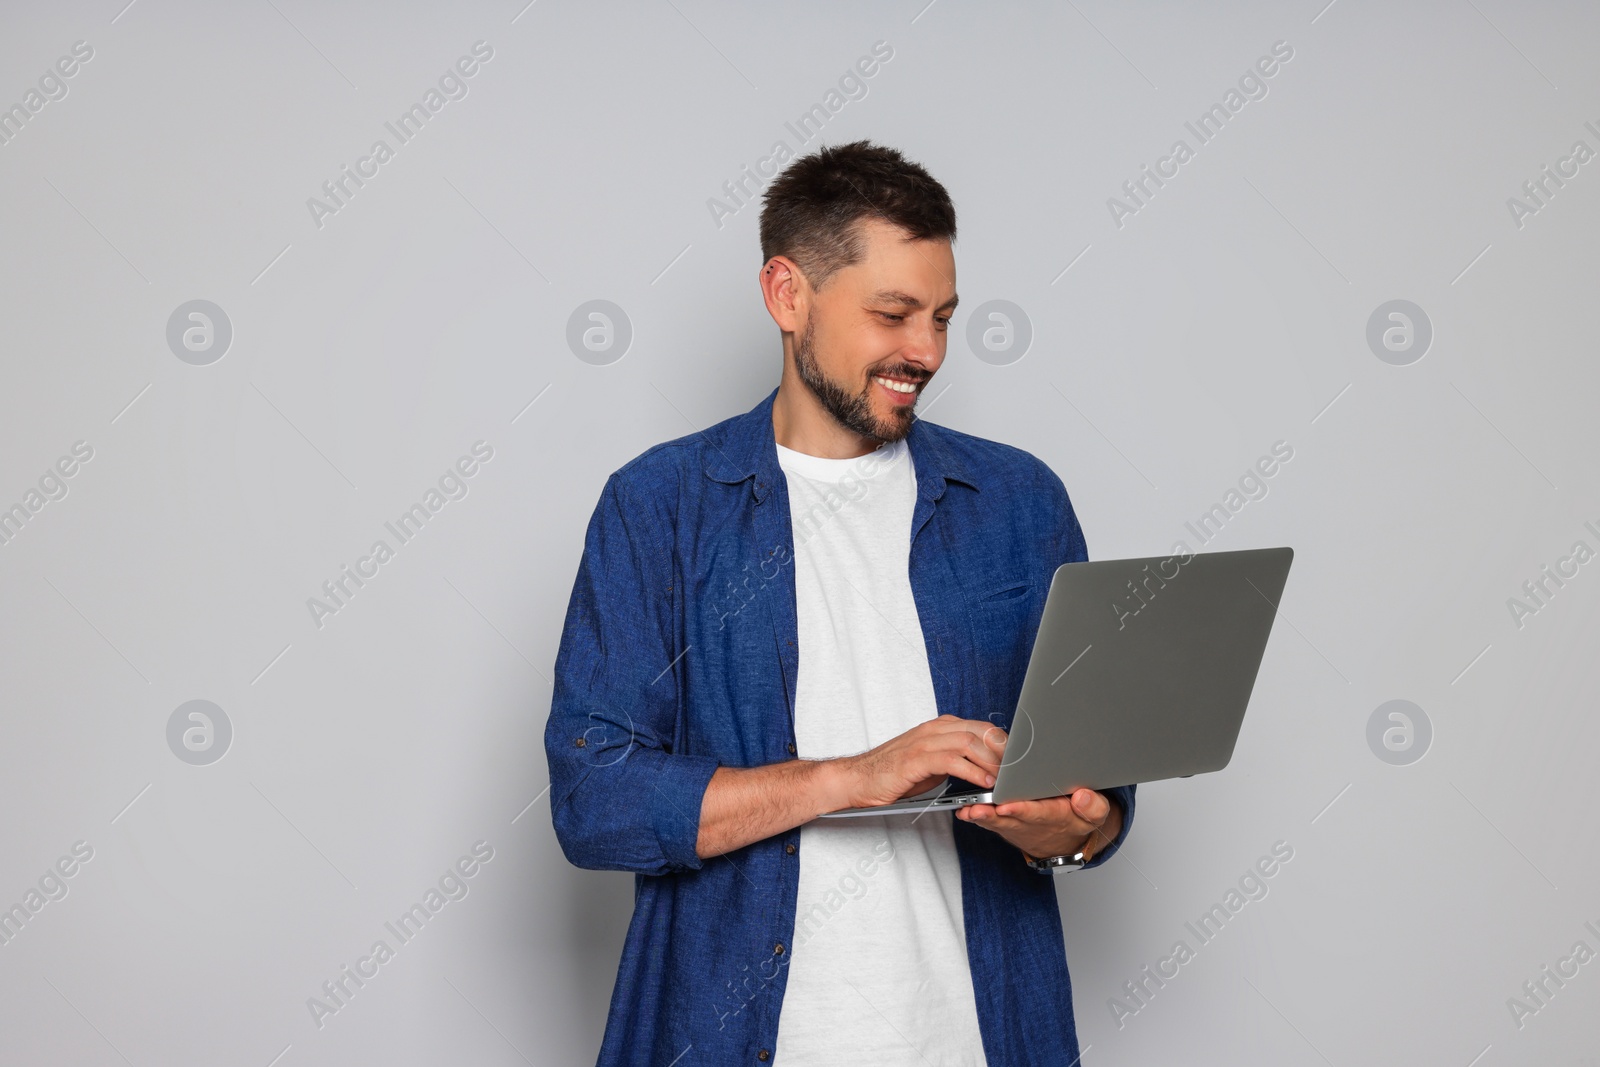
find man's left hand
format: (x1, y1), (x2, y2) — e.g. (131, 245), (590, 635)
(955, 788), (1122, 863)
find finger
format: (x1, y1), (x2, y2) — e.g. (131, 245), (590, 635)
(962, 732), (1004, 775)
(1070, 788), (1110, 823)
(993, 796), (1093, 831)
(992, 794), (1072, 818)
(933, 733), (999, 784)
(976, 722), (1009, 756)
(934, 716), (1005, 751)
(961, 807), (1039, 836)
(921, 723), (992, 771)
(946, 756), (996, 789)
(993, 793), (1098, 825)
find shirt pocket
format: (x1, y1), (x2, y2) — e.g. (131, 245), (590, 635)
(976, 576), (1031, 604)
(968, 575), (1037, 721)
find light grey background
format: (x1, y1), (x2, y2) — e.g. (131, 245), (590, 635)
(1, 1), (1596, 1063)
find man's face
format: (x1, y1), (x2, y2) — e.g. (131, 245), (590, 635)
(792, 217), (957, 443)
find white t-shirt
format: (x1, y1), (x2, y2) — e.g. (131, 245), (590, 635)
(772, 435), (989, 1067)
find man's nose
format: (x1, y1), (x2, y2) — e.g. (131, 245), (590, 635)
(903, 319), (945, 371)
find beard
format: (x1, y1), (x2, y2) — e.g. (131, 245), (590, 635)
(792, 317), (924, 443)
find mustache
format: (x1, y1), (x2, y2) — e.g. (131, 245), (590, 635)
(868, 365), (931, 384)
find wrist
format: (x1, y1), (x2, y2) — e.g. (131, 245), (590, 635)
(1023, 804), (1122, 866)
(1079, 835), (1098, 864)
(810, 756), (857, 814)
(1023, 846), (1088, 873)
(1022, 839), (1089, 865)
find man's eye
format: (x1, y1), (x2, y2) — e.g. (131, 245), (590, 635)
(879, 312), (904, 323)
(935, 317), (951, 328)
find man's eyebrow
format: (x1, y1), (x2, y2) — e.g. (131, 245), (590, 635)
(870, 290), (960, 311)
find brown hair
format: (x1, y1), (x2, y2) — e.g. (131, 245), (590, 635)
(758, 140), (957, 292)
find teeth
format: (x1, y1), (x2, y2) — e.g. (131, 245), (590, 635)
(874, 376), (917, 394)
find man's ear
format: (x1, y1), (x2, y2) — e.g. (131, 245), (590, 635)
(760, 256), (806, 333)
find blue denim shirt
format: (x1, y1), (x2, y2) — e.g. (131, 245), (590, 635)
(546, 386), (1135, 1066)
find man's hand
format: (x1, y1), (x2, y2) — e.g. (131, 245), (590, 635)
(956, 788), (1123, 864)
(695, 715), (1007, 859)
(836, 714), (1008, 809)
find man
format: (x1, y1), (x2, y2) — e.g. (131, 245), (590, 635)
(546, 140), (1134, 1066)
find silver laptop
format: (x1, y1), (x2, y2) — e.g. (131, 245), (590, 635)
(818, 546), (1294, 818)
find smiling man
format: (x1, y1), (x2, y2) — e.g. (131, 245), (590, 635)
(546, 140), (1134, 1067)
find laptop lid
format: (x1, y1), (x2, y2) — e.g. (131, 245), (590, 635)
(988, 545), (1293, 804)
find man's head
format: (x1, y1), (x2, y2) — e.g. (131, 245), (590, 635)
(759, 141), (957, 447)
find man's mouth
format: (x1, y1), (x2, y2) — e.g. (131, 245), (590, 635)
(871, 374), (922, 400)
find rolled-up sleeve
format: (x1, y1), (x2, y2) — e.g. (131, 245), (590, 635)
(544, 471), (720, 876)
(1083, 784), (1136, 870)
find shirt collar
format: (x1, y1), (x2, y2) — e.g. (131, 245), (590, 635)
(704, 385), (981, 503)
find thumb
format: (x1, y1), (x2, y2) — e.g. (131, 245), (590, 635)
(1071, 788), (1105, 821)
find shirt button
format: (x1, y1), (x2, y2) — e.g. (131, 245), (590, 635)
(785, 843), (796, 855)
(786, 742), (796, 754)
(774, 942), (784, 955)
(757, 1051), (770, 1062)
(574, 737), (586, 748)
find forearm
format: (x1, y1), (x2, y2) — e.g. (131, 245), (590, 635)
(695, 758), (853, 859)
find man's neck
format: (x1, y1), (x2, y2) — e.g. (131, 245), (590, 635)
(770, 377), (883, 460)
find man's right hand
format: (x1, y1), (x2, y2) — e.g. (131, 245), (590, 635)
(832, 714), (1008, 810)
(696, 715), (1009, 858)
